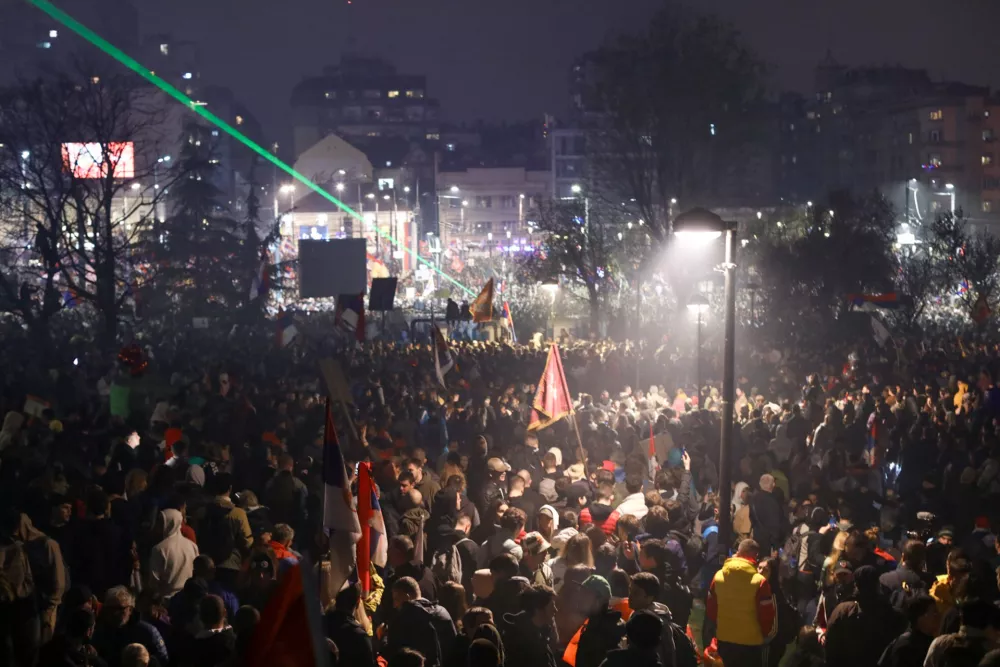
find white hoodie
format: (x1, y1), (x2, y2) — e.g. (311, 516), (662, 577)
(149, 509), (199, 599)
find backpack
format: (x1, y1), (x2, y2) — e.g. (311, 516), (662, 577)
(430, 543), (464, 585)
(199, 503), (237, 567)
(0, 541), (35, 604)
(779, 530), (805, 581)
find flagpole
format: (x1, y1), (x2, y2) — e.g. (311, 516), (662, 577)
(571, 412), (587, 467)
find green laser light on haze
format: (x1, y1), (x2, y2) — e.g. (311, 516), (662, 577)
(26, 0), (475, 297)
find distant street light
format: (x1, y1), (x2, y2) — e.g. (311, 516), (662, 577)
(280, 184), (295, 194)
(335, 183), (345, 192)
(571, 184), (582, 194)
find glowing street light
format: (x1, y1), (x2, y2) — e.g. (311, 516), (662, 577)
(450, 185), (460, 193)
(335, 183), (345, 193)
(279, 184), (295, 194)
(403, 186), (411, 193)
(571, 184), (582, 194)
(673, 207), (737, 553)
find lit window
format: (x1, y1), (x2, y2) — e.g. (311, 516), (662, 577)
(446, 143), (455, 152)
(387, 90), (400, 98)
(209, 159), (220, 164)
(235, 115), (244, 125)
(405, 90), (425, 99)
(160, 43), (169, 55)
(37, 41), (51, 49)
(908, 133), (913, 145)
(91, 76), (100, 84)
(985, 154), (995, 166)
(49, 29), (57, 38)
(182, 72), (193, 80)
(367, 131), (381, 137)
(984, 200), (994, 213)
(324, 91), (336, 99)
(211, 130), (219, 137)
(426, 133), (440, 140)
(930, 109), (943, 121)
(929, 155), (942, 167)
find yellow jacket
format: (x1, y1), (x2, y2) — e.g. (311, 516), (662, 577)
(930, 574), (957, 615)
(707, 556), (777, 646)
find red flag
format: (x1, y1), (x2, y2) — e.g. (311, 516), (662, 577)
(648, 422), (658, 478)
(245, 564), (326, 667)
(528, 344), (574, 431)
(356, 463), (373, 594)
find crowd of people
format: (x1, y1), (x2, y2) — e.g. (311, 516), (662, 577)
(4, 324), (1000, 667)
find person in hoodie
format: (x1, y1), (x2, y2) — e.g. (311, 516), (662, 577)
(385, 576), (457, 667)
(483, 553), (531, 622)
(825, 565), (906, 667)
(628, 572), (677, 667)
(599, 610), (664, 667)
(576, 575), (626, 667)
(581, 483), (621, 536)
(501, 584), (558, 667)
(379, 536), (437, 625)
(15, 512), (67, 643)
(478, 507), (525, 567)
(878, 594), (940, 667)
(148, 508), (199, 600)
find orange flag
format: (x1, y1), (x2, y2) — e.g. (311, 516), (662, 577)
(469, 278), (495, 323)
(245, 563), (328, 667)
(528, 344), (574, 431)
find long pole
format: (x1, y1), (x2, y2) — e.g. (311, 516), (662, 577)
(717, 226), (737, 558)
(696, 310), (702, 410)
(635, 272), (641, 387)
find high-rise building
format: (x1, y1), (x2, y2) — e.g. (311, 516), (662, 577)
(290, 56), (441, 158)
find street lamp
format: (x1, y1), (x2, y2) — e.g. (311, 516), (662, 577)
(687, 294), (710, 410)
(280, 184), (295, 194)
(541, 283), (559, 339)
(673, 207), (738, 555)
(571, 184), (582, 194)
(335, 182), (345, 193)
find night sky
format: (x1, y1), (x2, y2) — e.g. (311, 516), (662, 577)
(136, 0), (1000, 143)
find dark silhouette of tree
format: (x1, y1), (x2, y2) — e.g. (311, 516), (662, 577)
(930, 210), (1000, 323)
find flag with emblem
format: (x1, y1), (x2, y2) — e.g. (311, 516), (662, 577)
(469, 278), (495, 323)
(529, 344), (574, 431)
(322, 398), (361, 595)
(356, 462), (387, 594)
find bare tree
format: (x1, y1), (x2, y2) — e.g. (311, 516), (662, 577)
(0, 64), (183, 353)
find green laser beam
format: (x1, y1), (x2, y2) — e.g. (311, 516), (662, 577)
(26, 0), (475, 297)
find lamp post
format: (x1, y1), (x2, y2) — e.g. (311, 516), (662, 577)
(674, 207), (738, 557)
(687, 294), (710, 410)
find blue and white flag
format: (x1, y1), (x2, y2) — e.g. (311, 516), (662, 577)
(322, 399), (361, 595)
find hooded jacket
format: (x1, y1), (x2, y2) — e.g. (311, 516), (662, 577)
(385, 598), (457, 667)
(149, 509), (199, 599)
(643, 601), (679, 667)
(15, 513), (66, 610)
(576, 608), (626, 667)
(580, 503), (620, 535)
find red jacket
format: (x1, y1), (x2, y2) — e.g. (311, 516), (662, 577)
(579, 504), (620, 535)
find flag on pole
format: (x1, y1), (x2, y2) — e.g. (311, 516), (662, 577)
(322, 399), (361, 597)
(335, 293), (367, 342)
(276, 308), (299, 348)
(356, 462), (387, 595)
(528, 344), (574, 431)
(648, 422), (658, 479)
(432, 325), (454, 388)
(503, 300), (517, 343)
(249, 249), (270, 301)
(469, 278), (495, 323)
(245, 563), (328, 667)
(871, 316), (892, 347)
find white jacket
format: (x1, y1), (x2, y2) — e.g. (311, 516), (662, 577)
(616, 492), (648, 520)
(149, 509), (199, 599)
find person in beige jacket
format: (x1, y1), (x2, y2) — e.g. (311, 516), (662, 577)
(15, 513), (67, 642)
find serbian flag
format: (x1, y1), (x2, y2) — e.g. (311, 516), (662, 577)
(503, 300), (517, 343)
(335, 294), (366, 342)
(528, 344), (574, 431)
(245, 562), (328, 667)
(648, 422), (658, 479)
(249, 249), (270, 301)
(432, 325), (454, 388)
(469, 278), (495, 323)
(276, 308), (298, 348)
(322, 399), (361, 596)
(356, 463), (388, 594)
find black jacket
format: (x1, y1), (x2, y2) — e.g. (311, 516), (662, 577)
(184, 629), (237, 667)
(507, 444), (543, 484)
(600, 647), (662, 667)
(878, 629), (935, 667)
(879, 565), (933, 609)
(385, 598), (457, 667)
(501, 611), (558, 667)
(825, 597), (907, 667)
(748, 489), (784, 554)
(577, 608), (626, 667)
(484, 576), (530, 624)
(37, 638), (109, 667)
(644, 602), (679, 667)
(378, 561), (438, 625)
(326, 610), (376, 667)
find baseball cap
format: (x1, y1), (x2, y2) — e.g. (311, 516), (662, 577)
(581, 574), (612, 604)
(487, 457), (511, 473)
(521, 532), (551, 555)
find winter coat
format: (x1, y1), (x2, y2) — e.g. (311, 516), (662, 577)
(149, 509), (199, 599)
(706, 556), (777, 646)
(326, 610), (376, 667)
(576, 608), (626, 667)
(484, 576), (530, 622)
(263, 470), (308, 532)
(478, 528), (522, 567)
(385, 598), (457, 667)
(92, 616), (169, 667)
(878, 629), (934, 667)
(748, 489), (784, 554)
(615, 492), (649, 520)
(581, 503), (620, 535)
(195, 497), (252, 571)
(15, 513), (66, 611)
(379, 560), (438, 625)
(501, 610), (558, 667)
(66, 517), (131, 597)
(600, 647), (662, 667)
(824, 597), (906, 667)
(924, 627), (994, 667)
(645, 602), (679, 667)
(183, 628), (237, 667)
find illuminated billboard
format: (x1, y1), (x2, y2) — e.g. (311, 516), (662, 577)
(61, 142), (135, 179)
